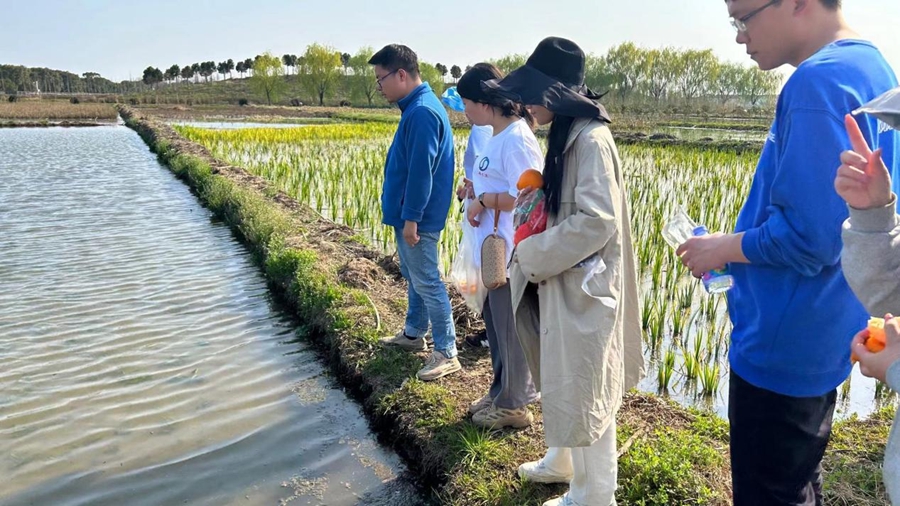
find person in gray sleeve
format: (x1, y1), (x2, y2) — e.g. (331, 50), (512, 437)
(836, 106), (900, 505)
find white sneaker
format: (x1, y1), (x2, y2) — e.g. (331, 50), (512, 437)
(518, 459), (573, 484)
(416, 351), (461, 381)
(380, 330), (426, 351)
(542, 493), (576, 506)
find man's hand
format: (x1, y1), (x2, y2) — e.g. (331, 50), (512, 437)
(676, 233), (746, 278)
(835, 114), (893, 211)
(403, 220), (420, 247)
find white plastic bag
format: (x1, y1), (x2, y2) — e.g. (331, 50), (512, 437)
(579, 255), (616, 310)
(451, 202), (488, 313)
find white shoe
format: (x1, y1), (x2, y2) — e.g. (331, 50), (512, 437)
(542, 493), (576, 506)
(518, 459), (573, 484)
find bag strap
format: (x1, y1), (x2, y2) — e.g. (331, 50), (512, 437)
(492, 194), (501, 234)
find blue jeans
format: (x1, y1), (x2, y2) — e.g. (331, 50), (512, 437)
(394, 227), (457, 358)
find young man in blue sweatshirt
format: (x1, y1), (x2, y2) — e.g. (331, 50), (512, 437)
(677, 1), (900, 504)
(369, 45), (461, 381)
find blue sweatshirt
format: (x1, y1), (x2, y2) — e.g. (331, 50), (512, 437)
(729, 40), (900, 397)
(381, 83), (455, 233)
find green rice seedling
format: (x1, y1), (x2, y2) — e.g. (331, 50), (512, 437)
(658, 348), (677, 391)
(679, 283), (696, 310)
(648, 310), (665, 351)
(180, 122), (770, 410)
(700, 363), (721, 397)
(840, 376), (852, 403)
(672, 307), (687, 338)
(692, 329), (704, 364)
(683, 350), (700, 382)
(641, 293), (655, 330)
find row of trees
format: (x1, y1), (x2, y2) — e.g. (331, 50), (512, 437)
(138, 42), (781, 108)
(487, 43), (783, 107)
(248, 45), (375, 106)
(3, 42), (782, 109)
(137, 45), (469, 107)
(0, 65), (120, 95)
(142, 59), (250, 87)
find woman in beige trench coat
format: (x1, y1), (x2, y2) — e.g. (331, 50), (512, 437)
(483, 37), (645, 506)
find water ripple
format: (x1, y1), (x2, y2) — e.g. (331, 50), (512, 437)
(0, 127), (415, 506)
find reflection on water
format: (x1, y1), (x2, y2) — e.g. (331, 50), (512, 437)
(0, 127), (419, 506)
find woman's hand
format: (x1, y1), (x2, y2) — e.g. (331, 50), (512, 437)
(514, 187), (537, 209)
(457, 178), (474, 201)
(853, 314), (900, 383)
(467, 199), (484, 227)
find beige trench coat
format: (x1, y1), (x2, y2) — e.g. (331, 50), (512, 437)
(510, 117), (645, 448)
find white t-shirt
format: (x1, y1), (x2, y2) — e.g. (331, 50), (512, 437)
(464, 125), (493, 180)
(471, 119), (543, 270)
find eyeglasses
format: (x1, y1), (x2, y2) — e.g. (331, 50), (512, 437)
(375, 69), (399, 89)
(730, 0), (779, 33)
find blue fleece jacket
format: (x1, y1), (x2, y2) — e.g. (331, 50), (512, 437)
(729, 40), (900, 397)
(381, 83), (455, 233)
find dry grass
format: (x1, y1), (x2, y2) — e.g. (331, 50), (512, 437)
(0, 101), (118, 122)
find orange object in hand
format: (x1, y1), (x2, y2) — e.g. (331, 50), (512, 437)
(517, 169), (543, 191)
(851, 317), (886, 363)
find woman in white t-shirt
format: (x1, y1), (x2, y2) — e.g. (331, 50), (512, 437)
(457, 118), (492, 349)
(456, 63), (542, 429)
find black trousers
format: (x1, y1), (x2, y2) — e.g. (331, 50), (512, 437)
(729, 371), (837, 506)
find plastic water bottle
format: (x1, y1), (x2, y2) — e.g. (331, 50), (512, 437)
(662, 207), (698, 250)
(690, 226), (734, 294)
(661, 207), (733, 294)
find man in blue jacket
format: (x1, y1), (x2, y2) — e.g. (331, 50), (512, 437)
(369, 44), (460, 381)
(677, 1), (899, 504)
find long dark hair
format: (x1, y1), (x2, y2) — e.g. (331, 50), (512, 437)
(542, 115), (575, 216)
(457, 63), (535, 129)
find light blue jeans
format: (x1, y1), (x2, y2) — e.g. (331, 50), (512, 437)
(394, 227), (457, 358)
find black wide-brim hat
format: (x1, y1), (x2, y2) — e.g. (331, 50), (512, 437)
(482, 36), (611, 123)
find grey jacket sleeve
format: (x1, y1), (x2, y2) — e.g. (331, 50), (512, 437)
(841, 194), (900, 316)
(883, 360), (900, 506)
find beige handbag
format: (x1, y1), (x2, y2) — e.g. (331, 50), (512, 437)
(481, 194), (508, 290)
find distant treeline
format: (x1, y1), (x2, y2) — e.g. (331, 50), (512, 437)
(3, 42), (781, 112)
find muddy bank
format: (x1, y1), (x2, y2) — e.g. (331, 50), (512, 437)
(118, 105), (890, 506)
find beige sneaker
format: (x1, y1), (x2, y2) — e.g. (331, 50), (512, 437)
(471, 404), (534, 429)
(416, 351), (461, 381)
(468, 393), (494, 415)
(380, 330), (426, 351)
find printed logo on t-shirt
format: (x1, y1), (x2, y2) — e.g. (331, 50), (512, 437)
(478, 157), (490, 172)
(767, 130), (777, 144)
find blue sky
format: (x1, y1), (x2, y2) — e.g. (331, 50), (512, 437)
(4, 0), (899, 81)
